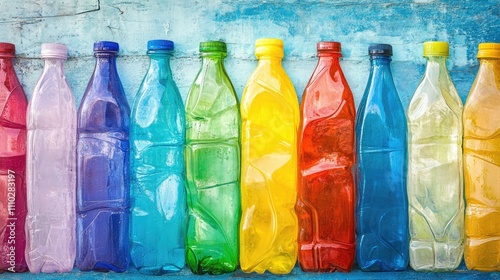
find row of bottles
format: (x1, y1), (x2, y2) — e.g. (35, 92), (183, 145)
(0, 39), (499, 275)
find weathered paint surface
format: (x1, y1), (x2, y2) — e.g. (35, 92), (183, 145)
(1, 0), (499, 278)
(1, 0), (499, 109)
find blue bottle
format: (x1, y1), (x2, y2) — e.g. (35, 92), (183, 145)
(129, 40), (186, 274)
(355, 44), (409, 271)
(76, 41), (130, 272)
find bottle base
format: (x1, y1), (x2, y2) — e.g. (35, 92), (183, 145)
(186, 246), (237, 275)
(465, 237), (500, 271)
(76, 261), (129, 273)
(298, 242), (355, 272)
(409, 240), (463, 271)
(136, 265), (183, 275)
(240, 254), (296, 275)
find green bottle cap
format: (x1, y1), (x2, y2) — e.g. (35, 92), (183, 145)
(199, 41), (227, 53)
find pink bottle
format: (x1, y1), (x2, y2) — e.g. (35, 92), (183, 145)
(25, 43), (76, 273)
(0, 42), (28, 272)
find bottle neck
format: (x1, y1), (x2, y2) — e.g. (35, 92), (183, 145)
(369, 56), (393, 78)
(368, 55), (396, 93)
(317, 53), (341, 67)
(42, 58), (65, 75)
(257, 55), (283, 66)
(477, 57), (500, 78)
(424, 55), (449, 79)
(201, 53), (226, 69)
(147, 51), (173, 79)
(93, 52), (118, 76)
(370, 55), (392, 66)
(0, 56), (15, 73)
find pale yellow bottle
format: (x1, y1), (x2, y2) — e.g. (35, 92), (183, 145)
(464, 43), (500, 271)
(407, 41), (464, 272)
(239, 38), (299, 274)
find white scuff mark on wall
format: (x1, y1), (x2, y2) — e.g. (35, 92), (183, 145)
(453, 45), (469, 67)
(413, 0), (434, 3)
(451, 34), (469, 68)
(164, 22), (170, 37)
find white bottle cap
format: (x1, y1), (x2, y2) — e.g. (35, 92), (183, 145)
(41, 43), (68, 59)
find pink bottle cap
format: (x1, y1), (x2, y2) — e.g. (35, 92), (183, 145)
(0, 42), (15, 57)
(41, 43), (67, 59)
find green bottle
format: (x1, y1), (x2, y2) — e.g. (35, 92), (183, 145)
(185, 41), (241, 275)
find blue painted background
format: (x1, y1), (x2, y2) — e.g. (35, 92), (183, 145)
(1, 0), (499, 109)
(1, 0), (499, 278)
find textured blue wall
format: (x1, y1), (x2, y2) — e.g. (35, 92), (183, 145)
(1, 0), (499, 111)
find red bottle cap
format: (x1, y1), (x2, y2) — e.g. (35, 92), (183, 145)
(317, 42), (341, 53)
(0, 42), (15, 57)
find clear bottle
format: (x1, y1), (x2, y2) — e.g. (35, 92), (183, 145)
(240, 38), (299, 274)
(0, 42), (29, 273)
(25, 43), (76, 273)
(185, 41), (240, 275)
(407, 41), (464, 272)
(129, 39), (186, 275)
(297, 41), (356, 272)
(463, 42), (500, 271)
(76, 41), (130, 272)
(356, 44), (409, 271)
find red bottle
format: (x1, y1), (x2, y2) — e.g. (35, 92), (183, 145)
(296, 41), (356, 272)
(0, 43), (28, 272)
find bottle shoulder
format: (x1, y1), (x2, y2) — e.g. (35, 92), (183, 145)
(463, 72), (500, 139)
(357, 81), (405, 122)
(241, 64), (298, 120)
(30, 74), (75, 107)
(356, 84), (407, 149)
(0, 81), (27, 127)
(132, 78), (184, 115)
(78, 90), (130, 132)
(301, 66), (355, 124)
(185, 69), (239, 118)
(409, 72), (462, 115)
(464, 67), (500, 112)
(130, 84), (185, 141)
(408, 83), (462, 134)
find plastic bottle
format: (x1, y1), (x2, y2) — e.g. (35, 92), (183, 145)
(296, 41), (356, 272)
(76, 41), (130, 272)
(463, 43), (500, 271)
(25, 43), (76, 273)
(185, 41), (240, 275)
(355, 44), (409, 271)
(407, 41), (464, 272)
(129, 40), (186, 275)
(240, 38), (299, 274)
(0, 42), (29, 273)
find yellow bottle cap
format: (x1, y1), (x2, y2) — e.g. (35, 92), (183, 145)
(255, 38), (284, 58)
(477, 43), (500, 59)
(423, 41), (449, 57)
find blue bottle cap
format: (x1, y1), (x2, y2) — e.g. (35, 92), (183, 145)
(147, 40), (174, 51)
(369, 44), (393, 56)
(94, 41), (119, 52)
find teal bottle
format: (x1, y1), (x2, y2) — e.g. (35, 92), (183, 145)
(185, 41), (241, 275)
(130, 40), (186, 275)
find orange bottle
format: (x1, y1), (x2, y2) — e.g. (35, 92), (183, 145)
(464, 42), (500, 271)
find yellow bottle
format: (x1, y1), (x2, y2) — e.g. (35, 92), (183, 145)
(239, 38), (299, 274)
(464, 42), (500, 271)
